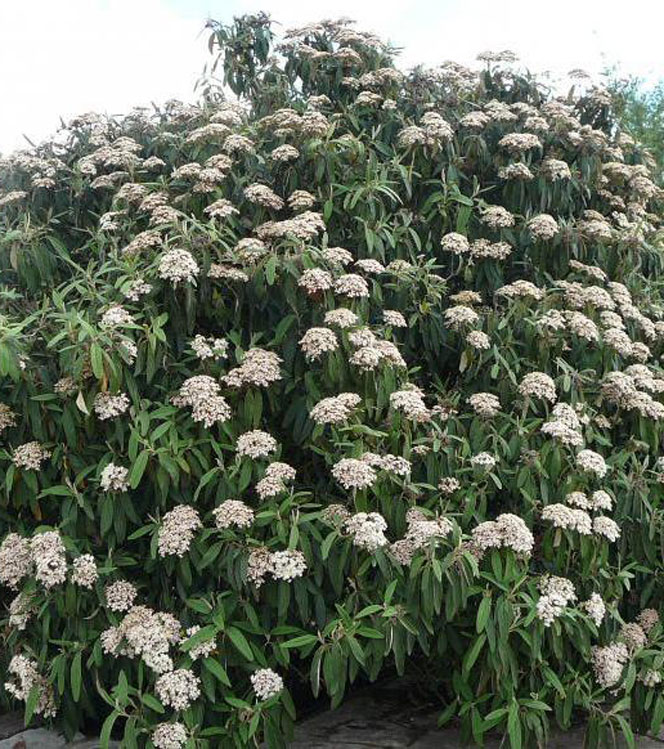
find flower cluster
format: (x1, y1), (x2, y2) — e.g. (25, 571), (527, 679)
(471, 514), (534, 555)
(173, 375), (231, 427)
(158, 506), (202, 557)
(536, 575), (577, 626)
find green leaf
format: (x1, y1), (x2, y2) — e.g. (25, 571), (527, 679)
(181, 624), (217, 651)
(651, 695), (664, 734)
(265, 255), (277, 285)
(91, 343), (104, 379)
(198, 541), (223, 570)
(141, 693), (165, 713)
(71, 651), (82, 702)
(227, 626), (254, 661)
(100, 710), (121, 748)
(282, 634), (318, 649)
(321, 531), (338, 560)
(462, 633), (486, 676)
(24, 684), (40, 727)
(615, 715), (635, 749)
(129, 450), (149, 488)
(204, 657), (232, 687)
(476, 595), (491, 633)
(507, 700), (522, 749)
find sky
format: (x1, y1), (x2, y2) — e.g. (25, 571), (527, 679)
(1, 0), (663, 154)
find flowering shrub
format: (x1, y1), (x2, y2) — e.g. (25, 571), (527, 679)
(1, 12), (664, 748)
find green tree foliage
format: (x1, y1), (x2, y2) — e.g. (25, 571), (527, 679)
(605, 68), (664, 183)
(1, 13), (664, 749)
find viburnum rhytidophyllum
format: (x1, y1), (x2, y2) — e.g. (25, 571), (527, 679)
(2, 12), (664, 749)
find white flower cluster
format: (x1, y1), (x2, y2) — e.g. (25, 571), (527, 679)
(390, 509), (453, 565)
(299, 327), (339, 360)
(496, 280), (544, 301)
(255, 461), (297, 499)
(565, 311), (600, 342)
(271, 144), (300, 162)
(213, 500), (255, 530)
(8, 591), (33, 630)
(348, 333), (406, 372)
(536, 575), (577, 626)
(498, 162), (534, 180)
(576, 449), (608, 478)
(157, 249), (200, 285)
(71, 554), (98, 588)
(236, 430), (278, 459)
(100, 304), (133, 328)
(334, 273), (370, 298)
(466, 330), (491, 350)
(344, 512), (389, 551)
(591, 642), (629, 688)
(542, 504), (591, 534)
(580, 592), (606, 627)
(204, 198), (238, 219)
(444, 305), (478, 329)
(592, 515), (621, 542)
(246, 547), (307, 586)
(152, 722), (188, 749)
(256, 211), (325, 241)
(541, 158), (571, 181)
(0, 532), (33, 588)
(105, 580), (138, 612)
(440, 232), (470, 255)
(325, 308), (358, 328)
(174, 375), (231, 427)
(31, 530), (67, 588)
(480, 205), (515, 229)
(601, 370), (664, 420)
(100, 462), (129, 492)
(289, 189), (316, 210)
(540, 403), (583, 446)
(383, 310), (407, 327)
(251, 668), (284, 701)
(244, 183), (284, 210)
(310, 392), (361, 425)
(158, 506), (202, 557)
(355, 258), (385, 275)
(298, 268), (333, 294)
(191, 334), (228, 360)
(13, 441), (51, 470)
(390, 387), (431, 422)
(94, 392), (130, 421)
(469, 239), (513, 260)
(518, 372), (557, 402)
(498, 132), (542, 153)
(467, 392), (501, 418)
(271, 549), (308, 581)
(470, 452), (497, 471)
(332, 457), (377, 490)
(223, 348), (282, 388)
(637, 608), (660, 633)
(101, 604), (181, 673)
(620, 622), (647, 653)
(208, 264), (249, 283)
(471, 514), (534, 555)
(4, 655), (56, 717)
(0, 402), (17, 433)
(439, 477), (461, 495)
(155, 669), (201, 710)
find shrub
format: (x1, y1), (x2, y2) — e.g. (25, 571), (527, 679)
(1, 12), (664, 748)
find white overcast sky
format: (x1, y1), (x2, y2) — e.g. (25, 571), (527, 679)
(1, 0), (663, 154)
